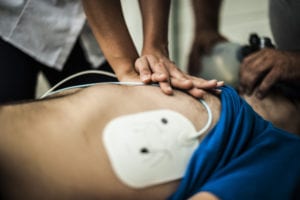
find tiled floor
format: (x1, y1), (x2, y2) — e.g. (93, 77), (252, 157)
(36, 0), (271, 97)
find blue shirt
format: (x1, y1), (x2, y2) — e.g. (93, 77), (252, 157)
(169, 86), (300, 200)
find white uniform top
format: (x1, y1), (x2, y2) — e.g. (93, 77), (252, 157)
(0, 0), (106, 70)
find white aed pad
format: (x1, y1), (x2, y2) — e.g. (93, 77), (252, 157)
(102, 109), (200, 188)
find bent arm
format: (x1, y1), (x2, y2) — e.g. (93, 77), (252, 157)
(82, 0), (139, 81)
(193, 0), (223, 34)
(192, 0), (225, 52)
(188, 0), (226, 76)
(137, 0), (224, 97)
(139, 0), (171, 56)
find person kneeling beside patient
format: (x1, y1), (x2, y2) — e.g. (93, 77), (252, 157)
(0, 82), (299, 200)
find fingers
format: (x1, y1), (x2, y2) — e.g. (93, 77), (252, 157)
(188, 77), (218, 88)
(171, 76), (223, 98)
(167, 63), (194, 90)
(135, 55), (174, 95)
(187, 79), (224, 98)
(238, 48), (297, 99)
(134, 56), (152, 83)
(239, 49), (273, 95)
(136, 55), (174, 95)
(151, 62), (173, 94)
(136, 54), (224, 98)
(168, 62), (225, 98)
(239, 52), (263, 94)
(150, 61), (170, 82)
(183, 81), (224, 98)
(170, 78), (194, 90)
(158, 81), (173, 95)
(186, 87), (206, 98)
(216, 80), (225, 87)
(255, 69), (280, 99)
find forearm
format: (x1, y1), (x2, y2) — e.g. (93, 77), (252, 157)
(139, 0), (171, 55)
(82, 0), (139, 79)
(192, 0), (223, 33)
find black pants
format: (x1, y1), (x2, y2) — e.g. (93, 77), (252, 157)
(0, 38), (116, 103)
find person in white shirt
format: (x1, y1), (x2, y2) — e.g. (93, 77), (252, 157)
(0, 0), (113, 103)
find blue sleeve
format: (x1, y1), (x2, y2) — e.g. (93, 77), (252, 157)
(168, 86), (300, 200)
(200, 128), (300, 200)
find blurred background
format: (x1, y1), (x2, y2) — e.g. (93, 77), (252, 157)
(36, 0), (271, 97)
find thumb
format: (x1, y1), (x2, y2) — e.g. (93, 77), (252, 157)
(256, 70), (279, 99)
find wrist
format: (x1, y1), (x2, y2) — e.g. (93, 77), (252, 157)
(193, 30), (226, 53)
(108, 57), (138, 81)
(142, 43), (169, 57)
(194, 30), (221, 41)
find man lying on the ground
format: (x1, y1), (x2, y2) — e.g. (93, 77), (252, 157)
(0, 83), (299, 200)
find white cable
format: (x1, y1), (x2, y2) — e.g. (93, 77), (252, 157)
(39, 70), (116, 99)
(39, 69), (213, 137)
(188, 99), (213, 140)
(41, 82), (146, 98)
